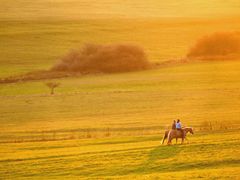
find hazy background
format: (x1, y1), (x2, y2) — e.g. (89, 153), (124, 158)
(1, 0), (240, 77)
(1, 0), (240, 20)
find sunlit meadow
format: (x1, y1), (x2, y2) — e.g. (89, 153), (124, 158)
(0, 1), (240, 179)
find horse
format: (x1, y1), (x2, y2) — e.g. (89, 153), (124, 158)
(167, 127), (194, 145)
(161, 130), (184, 145)
(161, 127), (194, 145)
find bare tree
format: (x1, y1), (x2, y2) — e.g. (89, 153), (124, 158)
(45, 82), (60, 95)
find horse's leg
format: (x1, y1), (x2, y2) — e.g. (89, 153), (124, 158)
(162, 138), (165, 145)
(167, 137), (172, 145)
(161, 134), (166, 145)
(181, 138), (184, 144)
(167, 131), (173, 145)
(176, 138), (178, 144)
(167, 140), (172, 145)
(180, 129), (185, 144)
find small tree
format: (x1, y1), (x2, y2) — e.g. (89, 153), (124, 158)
(45, 82), (60, 95)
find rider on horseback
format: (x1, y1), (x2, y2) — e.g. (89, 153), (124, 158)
(176, 119), (184, 138)
(171, 120), (176, 130)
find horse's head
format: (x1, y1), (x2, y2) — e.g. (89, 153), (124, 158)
(185, 127), (194, 134)
(188, 127), (194, 134)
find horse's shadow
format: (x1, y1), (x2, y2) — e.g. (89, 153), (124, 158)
(149, 145), (181, 160)
(134, 145), (182, 174)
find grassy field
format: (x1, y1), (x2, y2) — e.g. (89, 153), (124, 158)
(0, 60), (240, 178)
(1, 18), (240, 78)
(0, 130), (239, 179)
(1, 0), (240, 78)
(0, 52), (240, 179)
(1, 0), (240, 179)
(1, 61), (240, 141)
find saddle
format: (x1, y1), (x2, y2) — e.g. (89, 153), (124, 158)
(175, 129), (185, 138)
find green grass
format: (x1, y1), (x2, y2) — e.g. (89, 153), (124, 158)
(0, 130), (239, 179)
(0, 61), (240, 142)
(1, 18), (240, 77)
(1, 1), (240, 179)
(1, 1), (240, 78)
(0, 60), (239, 179)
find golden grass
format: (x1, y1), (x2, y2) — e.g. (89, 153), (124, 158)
(0, 61), (240, 143)
(1, 17), (240, 78)
(1, 1), (240, 178)
(0, 131), (239, 179)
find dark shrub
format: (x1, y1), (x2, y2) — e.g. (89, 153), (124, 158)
(52, 43), (150, 73)
(187, 32), (240, 60)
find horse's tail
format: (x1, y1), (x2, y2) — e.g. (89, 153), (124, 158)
(167, 130), (172, 144)
(161, 131), (168, 145)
